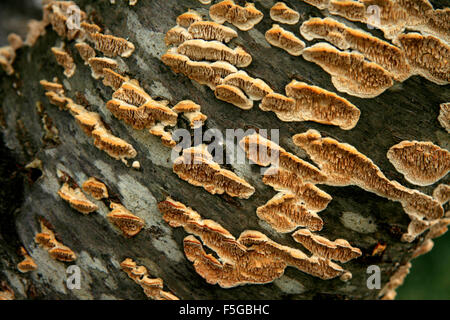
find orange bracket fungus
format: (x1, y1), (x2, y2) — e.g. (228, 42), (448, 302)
(25, 19), (47, 46)
(177, 39), (252, 67)
(172, 100), (208, 129)
(222, 71), (273, 101)
(88, 57), (119, 79)
(256, 192), (324, 233)
(172, 145), (255, 199)
(176, 10), (203, 28)
(209, 0), (264, 31)
(188, 21), (238, 43)
(270, 2), (300, 25)
(302, 43), (394, 98)
(34, 218), (77, 262)
(17, 247), (38, 273)
(394, 33), (450, 85)
(58, 181), (99, 214)
(387, 140), (450, 186)
(90, 33), (135, 58)
(107, 203), (145, 237)
(379, 262), (411, 300)
(102, 68), (130, 90)
(51, 46), (76, 78)
(164, 26), (193, 47)
(74, 42), (96, 65)
(120, 258), (179, 300)
(0, 284), (15, 300)
(265, 24), (305, 56)
(82, 177), (109, 200)
(214, 84), (254, 110)
(261, 80), (360, 130)
(292, 129), (444, 221)
(158, 197), (347, 287)
(300, 17), (411, 81)
(292, 229), (362, 263)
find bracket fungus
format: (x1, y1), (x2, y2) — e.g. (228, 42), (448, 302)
(40, 79), (64, 94)
(173, 146), (255, 199)
(292, 229), (362, 263)
(214, 84), (253, 110)
(177, 39), (252, 68)
(82, 177), (109, 200)
(74, 42), (96, 65)
(256, 192), (324, 233)
(176, 10), (203, 28)
(17, 247), (38, 273)
(292, 129), (444, 221)
(25, 19), (47, 46)
(172, 100), (207, 128)
(379, 262), (411, 300)
(222, 71), (273, 101)
(439, 103), (450, 133)
(51, 47), (76, 78)
(387, 140), (450, 186)
(107, 203), (145, 237)
(158, 197), (347, 287)
(209, 0), (264, 31)
(270, 2), (300, 25)
(58, 181), (99, 214)
(433, 184), (450, 205)
(102, 68), (130, 90)
(164, 26), (193, 47)
(34, 219), (76, 262)
(0, 46), (16, 75)
(394, 33), (450, 85)
(120, 258), (179, 300)
(302, 43), (394, 98)
(90, 33), (135, 58)
(261, 80), (360, 130)
(265, 25), (305, 56)
(300, 17), (411, 81)
(88, 57), (119, 79)
(188, 21), (238, 43)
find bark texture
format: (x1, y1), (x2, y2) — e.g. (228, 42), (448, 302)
(0, 0), (449, 300)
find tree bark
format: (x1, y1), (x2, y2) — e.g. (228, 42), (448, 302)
(0, 0), (448, 300)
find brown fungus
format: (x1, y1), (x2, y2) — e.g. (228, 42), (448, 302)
(188, 21), (238, 43)
(88, 57), (119, 79)
(265, 24), (305, 56)
(164, 26), (193, 47)
(34, 219), (77, 262)
(25, 19), (47, 46)
(82, 177), (109, 200)
(40, 79), (64, 94)
(17, 247), (38, 273)
(102, 68), (130, 90)
(214, 84), (253, 110)
(172, 100), (207, 128)
(292, 129), (444, 221)
(387, 140), (450, 186)
(433, 184), (450, 205)
(270, 2), (300, 25)
(222, 71), (273, 101)
(209, 0), (264, 31)
(302, 43), (394, 98)
(438, 103), (450, 133)
(300, 17), (411, 81)
(292, 228), (362, 263)
(176, 10), (203, 28)
(107, 203), (145, 237)
(74, 42), (96, 65)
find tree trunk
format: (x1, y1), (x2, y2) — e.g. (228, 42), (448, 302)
(0, 0), (448, 300)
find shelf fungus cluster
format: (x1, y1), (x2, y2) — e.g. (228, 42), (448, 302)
(379, 262), (411, 300)
(300, 17), (411, 81)
(387, 140), (450, 186)
(270, 2), (300, 25)
(265, 24), (305, 56)
(58, 180), (99, 214)
(239, 133), (333, 233)
(17, 247), (38, 273)
(0, 33), (23, 75)
(120, 258), (179, 300)
(41, 79), (138, 161)
(34, 218), (77, 262)
(172, 100), (207, 128)
(260, 80), (360, 130)
(292, 130), (444, 242)
(163, 11), (275, 110)
(301, 0), (450, 43)
(173, 145), (255, 199)
(302, 43), (394, 98)
(439, 103), (450, 133)
(209, 0), (264, 31)
(158, 197), (349, 288)
(107, 203), (145, 237)
(51, 46), (76, 78)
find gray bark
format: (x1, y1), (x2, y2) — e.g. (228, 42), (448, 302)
(0, 0), (449, 300)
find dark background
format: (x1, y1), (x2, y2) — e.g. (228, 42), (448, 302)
(0, 0), (449, 300)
